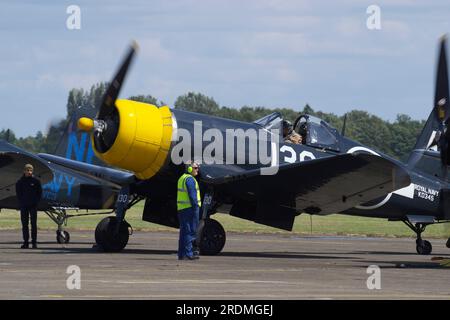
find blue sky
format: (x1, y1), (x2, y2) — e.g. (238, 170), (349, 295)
(1, 0), (449, 137)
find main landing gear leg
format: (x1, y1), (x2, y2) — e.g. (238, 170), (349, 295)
(403, 221), (432, 255)
(45, 209), (70, 244)
(195, 189), (226, 256)
(95, 186), (132, 252)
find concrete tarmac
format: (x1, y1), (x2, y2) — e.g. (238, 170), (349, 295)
(0, 230), (449, 299)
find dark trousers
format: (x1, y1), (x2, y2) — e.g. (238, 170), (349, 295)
(177, 207), (199, 259)
(20, 207), (37, 244)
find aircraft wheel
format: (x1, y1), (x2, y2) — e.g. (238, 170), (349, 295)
(197, 218), (226, 256)
(446, 237), (450, 248)
(56, 230), (70, 244)
(95, 217), (130, 252)
(416, 239), (432, 255)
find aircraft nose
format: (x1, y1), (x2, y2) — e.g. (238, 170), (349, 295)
(83, 99), (173, 180)
(77, 117), (95, 131)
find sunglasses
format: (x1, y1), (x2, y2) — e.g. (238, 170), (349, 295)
(192, 167), (199, 170)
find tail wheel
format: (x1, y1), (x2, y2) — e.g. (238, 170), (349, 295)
(95, 216), (130, 252)
(197, 218), (226, 256)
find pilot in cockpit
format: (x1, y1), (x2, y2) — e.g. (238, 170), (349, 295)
(282, 120), (302, 144)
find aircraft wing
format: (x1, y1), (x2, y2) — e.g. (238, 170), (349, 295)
(200, 152), (410, 218)
(0, 146), (53, 202)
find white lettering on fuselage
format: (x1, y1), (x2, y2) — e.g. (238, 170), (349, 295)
(279, 145), (316, 163)
(415, 185), (438, 202)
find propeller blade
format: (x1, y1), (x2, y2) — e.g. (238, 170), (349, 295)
(341, 113), (347, 137)
(97, 41), (139, 119)
(431, 36), (450, 172)
(435, 36), (449, 122)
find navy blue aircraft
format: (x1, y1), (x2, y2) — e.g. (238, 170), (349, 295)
(3, 38), (450, 255)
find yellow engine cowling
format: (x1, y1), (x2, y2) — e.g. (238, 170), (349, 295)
(92, 99), (173, 180)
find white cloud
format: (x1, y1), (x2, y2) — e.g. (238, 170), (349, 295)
(59, 74), (104, 91)
(382, 20), (411, 39)
(241, 32), (311, 58)
(34, 72), (105, 91)
(275, 67), (299, 82)
(138, 38), (172, 62)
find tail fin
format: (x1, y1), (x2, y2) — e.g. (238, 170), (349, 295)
(408, 36), (450, 177)
(53, 106), (105, 166)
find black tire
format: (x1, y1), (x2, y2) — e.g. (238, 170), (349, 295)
(416, 239), (432, 255)
(95, 217), (130, 252)
(56, 230), (70, 244)
(446, 237), (450, 249)
(197, 219), (226, 256)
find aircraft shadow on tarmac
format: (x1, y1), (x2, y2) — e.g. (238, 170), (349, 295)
(363, 259), (450, 269)
(348, 250), (426, 256)
(1, 241), (89, 246)
(5, 241), (447, 260)
(2, 244), (360, 260)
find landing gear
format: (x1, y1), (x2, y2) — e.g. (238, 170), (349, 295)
(195, 189), (226, 255)
(416, 239), (432, 255)
(94, 185), (139, 252)
(56, 230), (70, 244)
(446, 237), (450, 249)
(197, 218), (226, 255)
(95, 216), (131, 252)
(45, 209), (70, 244)
(403, 220), (433, 255)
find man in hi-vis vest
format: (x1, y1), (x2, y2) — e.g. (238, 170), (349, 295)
(177, 161), (201, 260)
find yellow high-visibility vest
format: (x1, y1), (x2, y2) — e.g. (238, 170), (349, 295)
(177, 173), (201, 211)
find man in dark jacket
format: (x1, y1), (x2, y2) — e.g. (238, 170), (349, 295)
(15, 164), (42, 249)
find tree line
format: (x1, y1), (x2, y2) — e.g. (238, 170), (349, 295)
(0, 83), (426, 161)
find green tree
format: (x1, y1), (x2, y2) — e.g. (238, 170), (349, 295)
(129, 95), (165, 107)
(66, 82), (108, 118)
(389, 114), (426, 161)
(0, 129), (16, 144)
(174, 92), (220, 115)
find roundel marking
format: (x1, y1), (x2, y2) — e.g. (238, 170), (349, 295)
(346, 146), (390, 210)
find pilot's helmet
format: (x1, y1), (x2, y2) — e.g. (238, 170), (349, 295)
(282, 120), (293, 134)
(298, 122), (307, 136)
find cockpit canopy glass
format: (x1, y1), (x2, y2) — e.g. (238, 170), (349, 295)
(294, 115), (340, 151)
(254, 112), (340, 151)
(253, 112), (283, 132)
